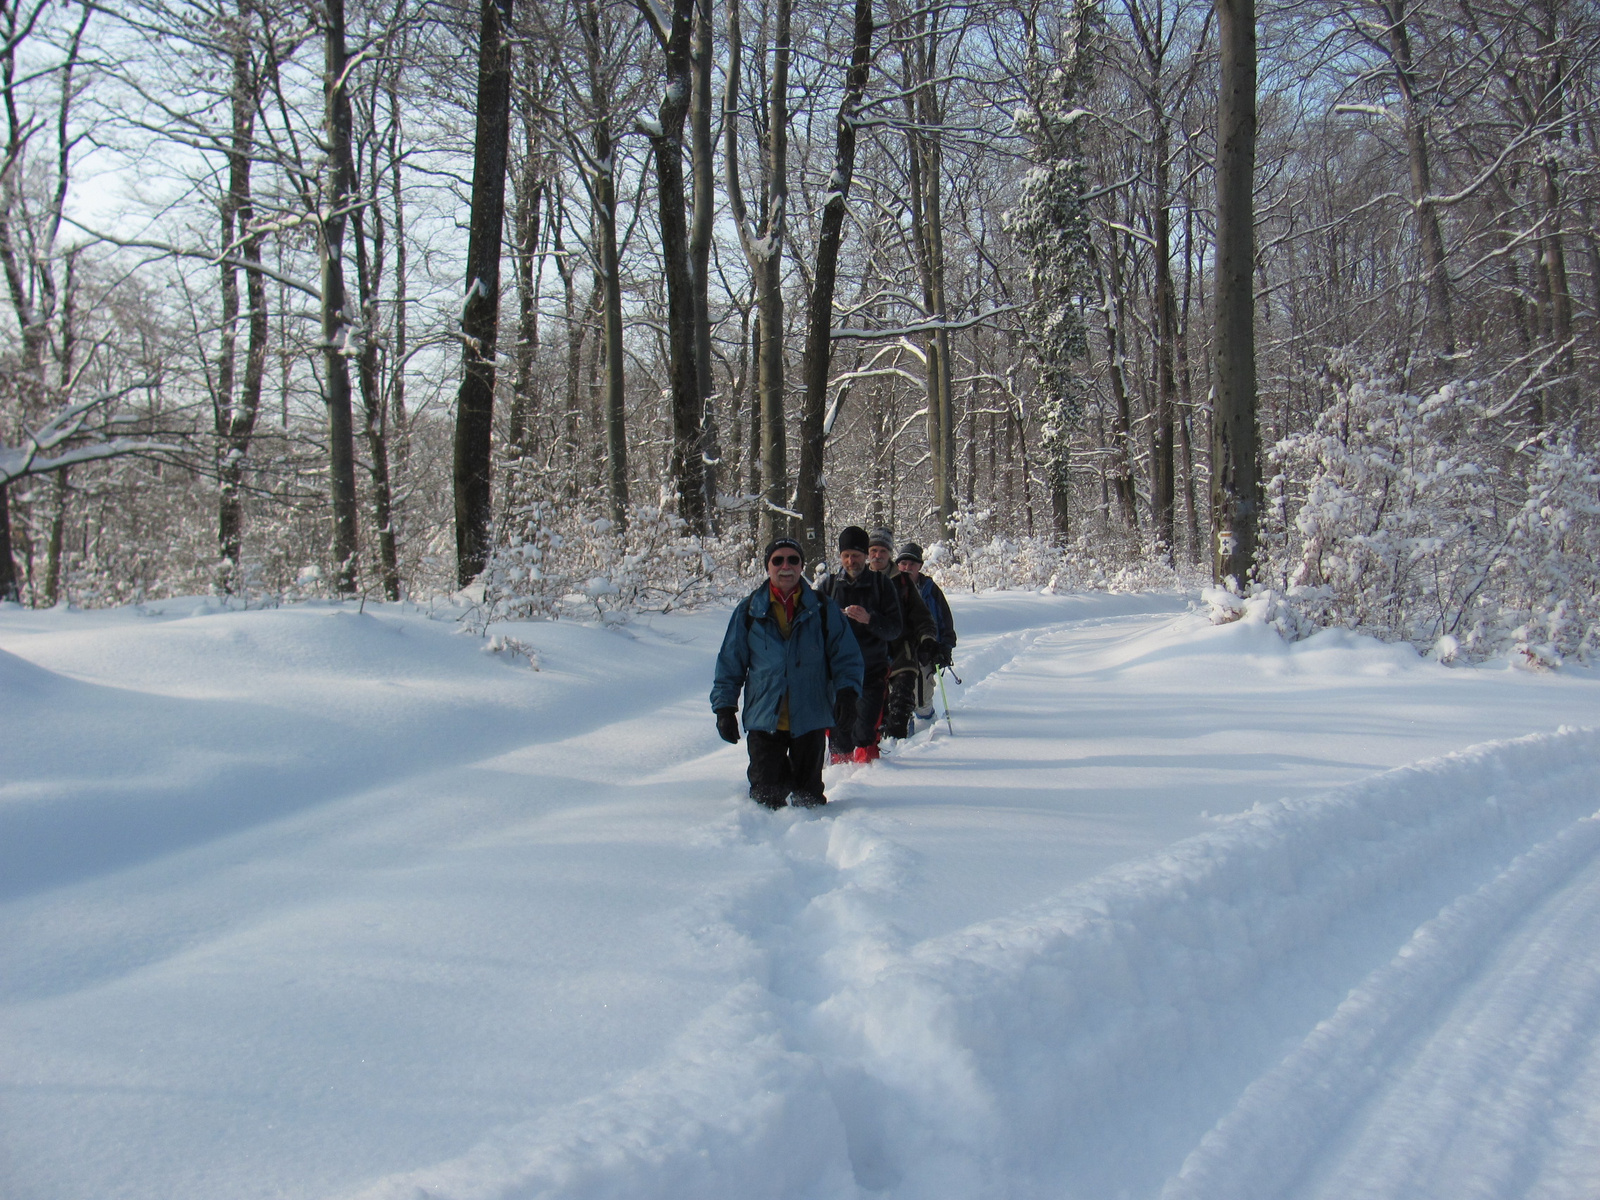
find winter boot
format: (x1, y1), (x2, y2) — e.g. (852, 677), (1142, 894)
(750, 784), (789, 809)
(790, 791), (827, 808)
(883, 696), (913, 739)
(829, 751), (853, 766)
(852, 744), (879, 764)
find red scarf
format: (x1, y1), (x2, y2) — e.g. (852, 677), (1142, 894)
(769, 583), (799, 629)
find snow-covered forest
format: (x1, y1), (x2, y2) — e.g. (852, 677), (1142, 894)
(2, 0), (1597, 660)
(8, 4), (1600, 1194)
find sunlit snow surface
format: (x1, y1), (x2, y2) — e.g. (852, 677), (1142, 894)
(4, 590), (1600, 1200)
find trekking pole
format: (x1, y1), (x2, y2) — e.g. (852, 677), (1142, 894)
(937, 668), (955, 736)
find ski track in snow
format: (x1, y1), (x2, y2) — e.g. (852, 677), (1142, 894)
(7, 593), (1600, 1200)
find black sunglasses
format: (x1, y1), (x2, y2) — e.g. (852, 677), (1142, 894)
(769, 554), (802, 566)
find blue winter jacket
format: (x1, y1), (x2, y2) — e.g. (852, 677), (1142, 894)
(710, 580), (865, 736)
(916, 574), (957, 652)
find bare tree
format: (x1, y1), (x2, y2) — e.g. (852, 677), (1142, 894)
(454, 0), (516, 586)
(637, 0), (708, 533)
(1213, 0), (1259, 583)
(796, 0), (875, 563)
(724, 0), (791, 544)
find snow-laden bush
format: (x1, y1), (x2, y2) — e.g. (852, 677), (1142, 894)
(1261, 364), (1600, 664)
(465, 500), (753, 631)
(929, 506), (1205, 593)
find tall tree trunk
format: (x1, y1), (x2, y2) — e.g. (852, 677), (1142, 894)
(690, 0), (719, 528)
(906, 79), (956, 536)
(553, 205), (590, 492)
(902, 6), (956, 538)
(724, 0), (791, 544)
(1179, 200), (1201, 561)
(1089, 239), (1139, 528)
(1152, 113), (1177, 562)
(797, 0), (873, 563)
(321, 0), (360, 593)
(581, 0), (629, 527)
(453, 0), (516, 586)
(1382, 0), (1454, 355)
(0, 490), (16, 603)
(353, 129), (400, 601)
(508, 105), (544, 463)
(388, 74), (409, 450)
(640, 0), (707, 534)
(746, 308), (762, 542)
(41, 466), (65, 606)
(1213, 0), (1260, 585)
(1537, 33), (1574, 419)
(218, 8), (266, 593)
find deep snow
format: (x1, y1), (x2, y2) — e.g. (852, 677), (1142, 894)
(3, 589), (1599, 1200)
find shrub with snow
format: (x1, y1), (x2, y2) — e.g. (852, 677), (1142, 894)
(1260, 362), (1600, 664)
(929, 505), (1205, 594)
(466, 499), (752, 631)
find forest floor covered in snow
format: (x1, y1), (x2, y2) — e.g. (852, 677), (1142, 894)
(4, 588), (1600, 1200)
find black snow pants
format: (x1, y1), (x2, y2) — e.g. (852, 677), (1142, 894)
(829, 661), (888, 758)
(747, 727), (828, 805)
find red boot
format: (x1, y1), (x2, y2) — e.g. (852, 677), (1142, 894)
(852, 744), (879, 764)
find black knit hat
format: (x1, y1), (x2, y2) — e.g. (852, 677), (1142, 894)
(867, 527), (895, 550)
(763, 537), (805, 566)
(896, 541), (924, 564)
(837, 525), (870, 553)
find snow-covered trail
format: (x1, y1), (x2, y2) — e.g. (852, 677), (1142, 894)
(4, 591), (1600, 1200)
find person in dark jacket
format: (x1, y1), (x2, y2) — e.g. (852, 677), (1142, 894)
(818, 525), (902, 763)
(894, 542), (957, 727)
(868, 528), (939, 739)
(711, 537), (864, 808)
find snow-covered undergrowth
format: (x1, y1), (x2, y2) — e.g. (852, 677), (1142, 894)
(463, 493), (1204, 632)
(5, 590), (1600, 1200)
(919, 507), (1207, 597)
(1260, 364), (1600, 666)
(466, 502), (751, 629)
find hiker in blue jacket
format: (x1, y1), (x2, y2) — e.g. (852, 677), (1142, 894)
(711, 537), (865, 808)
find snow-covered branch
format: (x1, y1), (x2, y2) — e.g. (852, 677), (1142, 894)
(830, 304), (1024, 342)
(0, 382), (174, 485)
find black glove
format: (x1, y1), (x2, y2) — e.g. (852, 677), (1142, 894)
(716, 708), (740, 743)
(937, 644), (954, 669)
(917, 640), (938, 668)
(834, 689), (858, 730)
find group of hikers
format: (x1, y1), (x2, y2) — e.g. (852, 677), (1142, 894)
(711, 525), (958, 809)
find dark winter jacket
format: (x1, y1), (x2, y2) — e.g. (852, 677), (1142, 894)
(916, 574), (956, 653)
(818, 566), (903, 671)
(887, 570), (938, 675)
(711, 579), (865, 737)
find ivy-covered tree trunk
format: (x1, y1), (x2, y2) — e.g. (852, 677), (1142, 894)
(1009, 0), (1097, 542)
